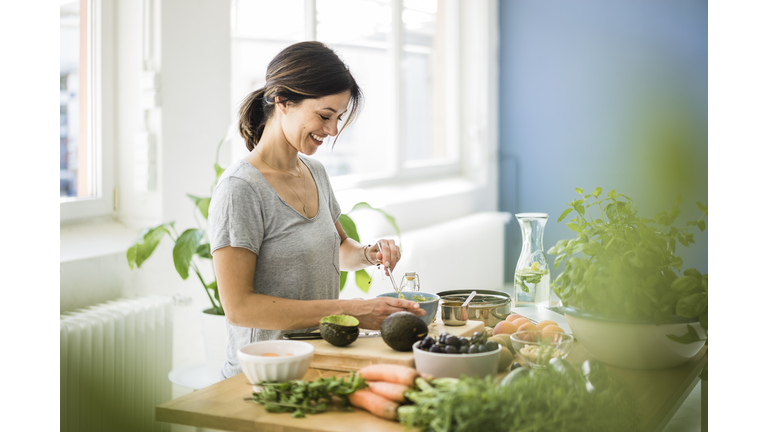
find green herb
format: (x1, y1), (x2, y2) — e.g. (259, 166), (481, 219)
(397, 363), (640, 432)
(548, 188), (708, 326)
(248, 372), (368, 418)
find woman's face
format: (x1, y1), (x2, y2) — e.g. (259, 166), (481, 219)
(278, 91), (352, 156)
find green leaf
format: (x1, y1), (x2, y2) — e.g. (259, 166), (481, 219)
(608, 189), (617, 198)
(196, 243), (212, 259)
(339, 271), (348, 291)
(677, 233), (689, 247)
(338, 214), (360, 243)
(130, 224), (172, 268)
(593, 187), (602, 197)
(696, 201), (707, 214)
(670, 256), (683, 271)
(173, 229), (204, 280)
(697, 220), (706, 231)
(666, 324), (703, 344)
(557, 208), (573, 223)
(566, 222), (581, 233)
(575, 188), (584, 194)
(187, 194), (211, 219)
(214, 163), (225, 181)
(670, 276), (700, 296)
(355, 269), (371, 293)
(676, 293), (707, 318)
(683, 268), (702, 278)
(699, 310), (708, 331)
(554, 254), (566, 269)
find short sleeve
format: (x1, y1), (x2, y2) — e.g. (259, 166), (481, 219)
(208, 176), (264, 256)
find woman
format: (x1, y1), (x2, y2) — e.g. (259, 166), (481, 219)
(209, 41), (424, 380)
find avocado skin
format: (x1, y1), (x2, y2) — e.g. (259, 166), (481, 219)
(320, 322), (359, 347)
(380, 311), (429, 352)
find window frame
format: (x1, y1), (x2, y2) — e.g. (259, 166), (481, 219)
(60, 0), (115, 223)
(230, 0), (462, 190)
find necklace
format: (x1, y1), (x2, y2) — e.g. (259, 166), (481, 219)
(255, 150), (301, 178)
(282, 162), (309, 215)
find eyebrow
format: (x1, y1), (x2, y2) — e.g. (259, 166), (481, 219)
(319, 107), (348, 115)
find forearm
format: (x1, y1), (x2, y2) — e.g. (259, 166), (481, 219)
(339, 237), (376, 271)
(225, 293), (355, 330)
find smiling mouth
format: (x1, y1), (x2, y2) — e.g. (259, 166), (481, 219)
(310, 133), (325, 144)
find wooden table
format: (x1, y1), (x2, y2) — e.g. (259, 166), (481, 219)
(156, 341), (707, 432)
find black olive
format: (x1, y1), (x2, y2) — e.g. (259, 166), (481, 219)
(472, 331), (484, 340)
(429, 345), (443, 353)
(460, 337), (470, 346)
(445, 335), (460, 347)
(468, 344), (480, 353)
(478, 343), (487, 352)
(485, 341), (499, 351)
(445, 345), (458, 354)
(459, 345), (469, 354)
(421, 336), (435, 350)
(439, 332), (449, 344)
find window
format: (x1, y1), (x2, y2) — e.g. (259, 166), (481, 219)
(231, 0), (460, 188)
(60, 0), (114, 222)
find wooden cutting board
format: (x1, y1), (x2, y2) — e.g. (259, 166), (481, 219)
(307, 318), (486, 372)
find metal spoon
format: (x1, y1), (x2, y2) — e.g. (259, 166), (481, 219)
(376, 241), (400, 295)
(462, 291), (477, 307)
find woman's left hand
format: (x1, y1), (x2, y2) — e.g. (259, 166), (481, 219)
(371, 239), (401, 274)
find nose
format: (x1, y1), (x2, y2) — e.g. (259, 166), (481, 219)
(324, 121), (339, 137)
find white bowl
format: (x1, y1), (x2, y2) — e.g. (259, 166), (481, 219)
(412, 341), (500, 379)
(564, 308), (706, 370)
(237, 340), (315, 390)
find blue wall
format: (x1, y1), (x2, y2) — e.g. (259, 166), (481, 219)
(498, 0), (708, 288)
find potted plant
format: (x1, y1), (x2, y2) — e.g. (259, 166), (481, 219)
(126, 138), (400, 382)
(548, 188), (707, 371)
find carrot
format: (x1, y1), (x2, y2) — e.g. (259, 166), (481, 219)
(359, 364), (419, 387)
(367, 381), (409, 403)
(348, 389), (400, 420)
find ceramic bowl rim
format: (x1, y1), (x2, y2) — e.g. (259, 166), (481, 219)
(509, 330), (574, 345)
(411, 340), (501, 357)
(238, 340), (315, 362)
(562, 306), (700, 325)
(376, 291), (440, 306)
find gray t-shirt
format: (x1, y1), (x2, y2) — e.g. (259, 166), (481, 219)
(208, 156), (341, 379)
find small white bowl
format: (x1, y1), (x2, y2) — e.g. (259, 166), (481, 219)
(237, 340), (314, 390)
(412, 341), (500, 379)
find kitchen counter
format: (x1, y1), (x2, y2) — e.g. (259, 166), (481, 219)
(156, 341), (707, 432)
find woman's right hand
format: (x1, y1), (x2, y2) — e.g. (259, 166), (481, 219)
(347, 297), (426, 330)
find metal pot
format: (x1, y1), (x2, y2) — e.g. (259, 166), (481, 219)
(437, 289), (512, 328)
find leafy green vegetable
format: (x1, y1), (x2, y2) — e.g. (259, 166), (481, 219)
(249, 372), (368, 418)
(548, 188), (707, 326)
(398, 364), (640, 432)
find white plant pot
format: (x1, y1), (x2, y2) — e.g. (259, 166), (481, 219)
(201, 308), (228, 384)
(564, 307), (706, 370)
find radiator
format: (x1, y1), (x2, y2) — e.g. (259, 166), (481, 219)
(60, 296), (174, 432)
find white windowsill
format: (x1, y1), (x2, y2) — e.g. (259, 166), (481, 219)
(60, 219), (138, 263)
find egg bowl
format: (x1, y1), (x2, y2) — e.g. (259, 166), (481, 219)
(376, 292), (440, 325)
(509, 330), (574, 369)
(237, 340), (314, 391)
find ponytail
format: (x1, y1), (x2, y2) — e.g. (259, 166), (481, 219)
(238, 88), (270, 151)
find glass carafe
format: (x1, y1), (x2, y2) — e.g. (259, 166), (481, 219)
(514, 213), (551, 307)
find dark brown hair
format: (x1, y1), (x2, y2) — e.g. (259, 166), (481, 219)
(238, 41), (363, 151)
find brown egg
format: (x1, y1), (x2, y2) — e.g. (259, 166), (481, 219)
(505, 314), (524, 322)
(536, 320), (558, 331)
(493, 320), (518, 335)
(512, 317), (532, 328)
(541, 325), (565, 342)
(517, 322), (538, 341)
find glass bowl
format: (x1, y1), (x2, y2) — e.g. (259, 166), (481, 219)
(509, 330), (573, 369)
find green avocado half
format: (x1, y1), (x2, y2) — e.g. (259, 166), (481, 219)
(319, 315), (360, 347)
